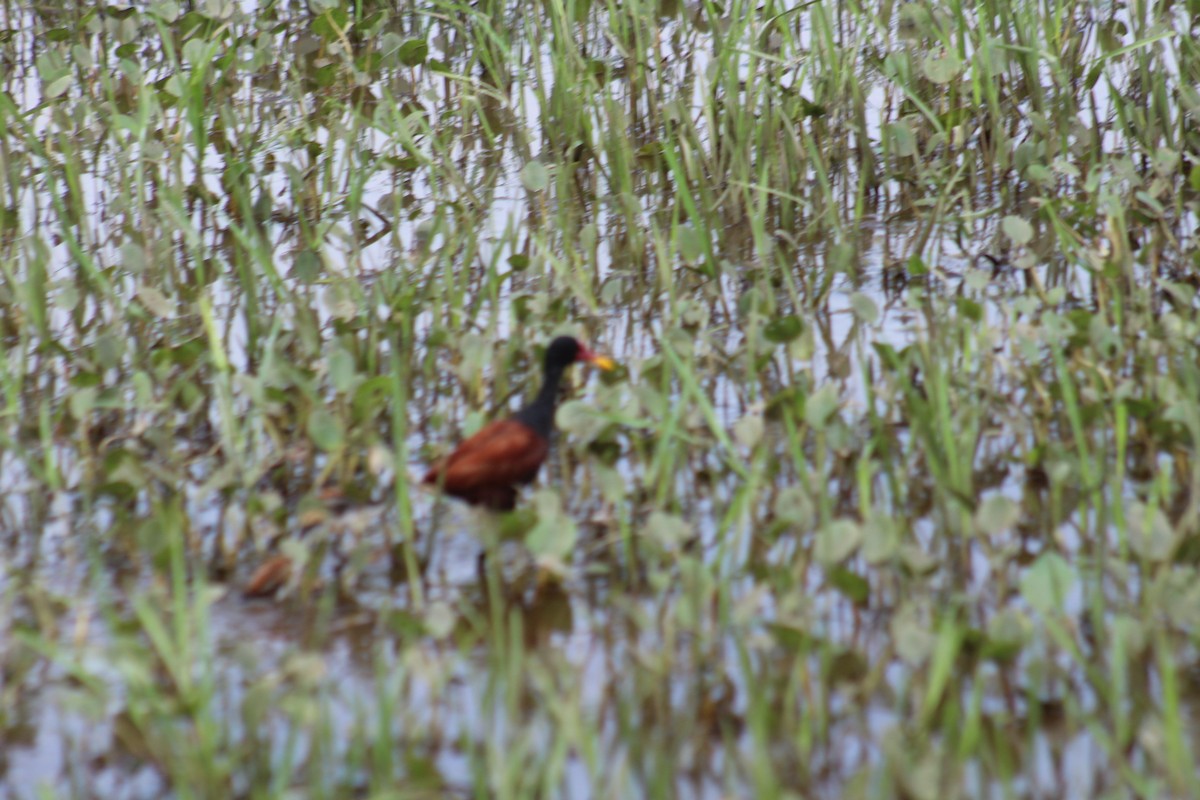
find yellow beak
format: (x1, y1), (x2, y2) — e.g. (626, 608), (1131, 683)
(589, 355), (616, 371)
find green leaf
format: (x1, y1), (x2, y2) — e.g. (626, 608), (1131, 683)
(677, 224), (706, 263)
(922, 53), (962, 83)
(149, 0), (181, 21)
(900, 544), (939, 574)
(329, 347), (356, 393)
(314, 63), (338, 87)
(182, 37), (209, 67)
(774, 485), (814, 528)
(764, 315), (803, 343)
(888, 121), (916, 157)
(732, 411), (764, 449)
(804, 384), (840, 429)
(644, 511), (692, 552)
(1127, 502), (1177, 562)
(1019, 552), (1076, 613)
(520, 161), (549, 192)
(311, 7), (349, 41)
(828, 566), (869, 604)
(423, 601), (456, 639)
(595, 464), (625, 504)
(294, 249), (322, 283)
(556, 399), (608, 445)
(307, 407), (343, 451)
(891, 602), (934, 665)
(396, 38), (428, 67)
(69, 386), (97, 421)
(815, 518), (862, 565)
(849, 292), (879, 324)
(1112, 614), (1148, 658)
(862, 512), (899, 564)
(45, 75), (72, 98)
(956, 296), (983, 322)
(525, 489), (578, 562)
(136, 285), (174, 319)
(984, 608), (1031, 662)
(351, 376), (392, 421)
(1002, 215), (1033, 245)
(974, 494), (1019, 537)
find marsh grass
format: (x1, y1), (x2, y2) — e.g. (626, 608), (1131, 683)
(0, 0), (1199, 797)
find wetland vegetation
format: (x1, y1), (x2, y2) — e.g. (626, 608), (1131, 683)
(1, 0), (1199, 797)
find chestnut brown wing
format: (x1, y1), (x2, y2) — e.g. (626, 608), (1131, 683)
(423, 419), (549, 496)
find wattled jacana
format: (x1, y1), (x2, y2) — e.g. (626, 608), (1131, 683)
(422, 336), (615, 510)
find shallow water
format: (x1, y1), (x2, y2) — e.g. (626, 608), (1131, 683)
(2, 0), (1200, 797)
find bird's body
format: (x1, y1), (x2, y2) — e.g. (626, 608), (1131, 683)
(422, 336), (614, 510)
(422, 419), (548, 510)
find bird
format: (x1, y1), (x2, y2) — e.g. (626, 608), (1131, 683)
(422, 336), (615, 510)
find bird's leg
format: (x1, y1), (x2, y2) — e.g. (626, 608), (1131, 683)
(475, 533), (508, 608)
(420, 498), (441, 567)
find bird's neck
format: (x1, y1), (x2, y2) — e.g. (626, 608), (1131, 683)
(513, 362), (567, 438)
